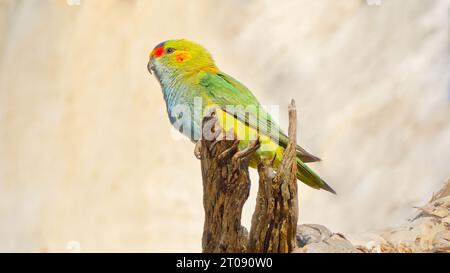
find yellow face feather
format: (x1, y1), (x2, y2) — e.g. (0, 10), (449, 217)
(149, 39), (218, 73)
(173, 50), (192, 63)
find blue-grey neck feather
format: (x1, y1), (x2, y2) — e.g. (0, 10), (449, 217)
(153, 66), (200, 141)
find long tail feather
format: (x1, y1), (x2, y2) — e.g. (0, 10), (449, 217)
(296, 159), (336, 194)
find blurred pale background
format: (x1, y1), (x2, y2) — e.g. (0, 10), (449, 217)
(0, 0), (449, 252)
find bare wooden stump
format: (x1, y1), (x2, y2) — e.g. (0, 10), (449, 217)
(248, 101), (299, 253)
(199, 113), (259, 253)
(199, 100), (299, 253)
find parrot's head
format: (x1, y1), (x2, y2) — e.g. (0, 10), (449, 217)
(147, 39), (218, 81)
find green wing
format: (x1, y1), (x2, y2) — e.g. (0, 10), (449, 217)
(199, 71), (320, 163)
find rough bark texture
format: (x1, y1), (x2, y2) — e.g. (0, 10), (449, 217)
(199, 113), (259, 253)
(248, 101), (298, 253)
(200, 101), (299, 253)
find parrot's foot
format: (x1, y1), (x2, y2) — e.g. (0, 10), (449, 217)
(217, 139), (239, 162)
(209, 130), (224, 150)
(210, 128), (234, 150)
(270, 153), (277, 166)
(232, 138), (260, 165)
(194, 141), (203, 160)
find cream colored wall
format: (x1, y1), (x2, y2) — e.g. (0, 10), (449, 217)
(0, 0), (448, 252)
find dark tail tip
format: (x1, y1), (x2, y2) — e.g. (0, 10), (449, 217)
(321, 182), (337, 195)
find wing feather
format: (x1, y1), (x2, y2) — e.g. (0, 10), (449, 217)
(199, 72), (320, 163)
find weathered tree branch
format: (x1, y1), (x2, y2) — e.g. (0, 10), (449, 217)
(248, 100), (298, 253)
(199, 113), (255, 253)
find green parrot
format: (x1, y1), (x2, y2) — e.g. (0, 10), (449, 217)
(147, 39), (335, 194)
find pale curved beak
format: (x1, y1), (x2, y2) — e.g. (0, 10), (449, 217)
(147, 59), (154, 75)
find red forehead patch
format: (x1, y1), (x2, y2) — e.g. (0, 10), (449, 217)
(152, 46), (164, 58)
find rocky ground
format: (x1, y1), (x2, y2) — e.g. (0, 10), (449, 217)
(295, 180), (450, 253)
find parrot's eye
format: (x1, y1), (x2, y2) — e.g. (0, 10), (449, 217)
(166, 47), (175, 54)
